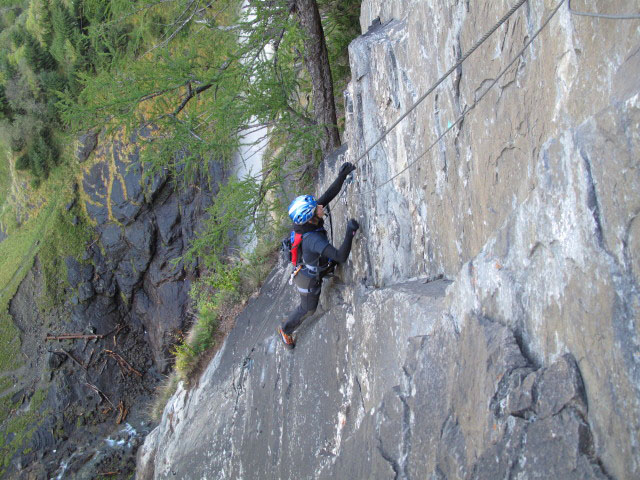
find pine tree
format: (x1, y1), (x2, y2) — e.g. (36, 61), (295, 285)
(0, 85), (10, 120)
(50, 0), (78, 68)
(24, 34), (56, 71)
(15, 153), (31, 171)
(25, 0), (53, 47)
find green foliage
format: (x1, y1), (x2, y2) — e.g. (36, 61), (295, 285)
(38, 201), (93, 312)
(24, 33), (56, 71)
(0, 143), (9, 208)
(58, 0), (334, 179)
(150, 373), (179, 421)
(173, 236), (278, 383)
(318, 0), (361, 121)
(13, 129), (58, 182)
(0, 0), (153, 182)
(25, 0), (52, 47)
(0, 387), (49, 475)
(184, 177), (263, 269)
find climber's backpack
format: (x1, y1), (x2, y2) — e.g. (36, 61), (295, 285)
(280, 228), (323, 267)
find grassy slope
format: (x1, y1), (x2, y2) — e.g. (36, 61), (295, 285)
(0, 136), (92, 470)
(0, 145), (9, 210)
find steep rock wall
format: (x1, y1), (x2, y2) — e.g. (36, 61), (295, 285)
(138, 1), (639, 479)
(4, 129), (224, 478)
(80, 127), (223, 372)
(342, 1), (640, 477)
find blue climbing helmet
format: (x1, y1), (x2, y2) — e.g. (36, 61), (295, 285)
(288, 195), (317, 225)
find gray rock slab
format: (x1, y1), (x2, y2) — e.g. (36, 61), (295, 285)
(139, 267), (609, 479)
(138, 1), (639, 478)
(76, 131), (98, 162)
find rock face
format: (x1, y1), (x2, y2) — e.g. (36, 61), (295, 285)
(138, 272), (607, 479)
(80, 127), (223, 372)
(139, 0), (639, 479)
(4, 128), (224, 478)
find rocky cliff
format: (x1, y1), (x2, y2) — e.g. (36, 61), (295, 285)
(138, 0), (640, 478)
(4, 128), (224, 478)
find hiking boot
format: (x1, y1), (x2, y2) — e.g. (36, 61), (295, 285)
(278, 328), (295, 349)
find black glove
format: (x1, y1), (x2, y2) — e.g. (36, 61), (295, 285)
(339, 162), (356, 177)
(347, 219), (360, 232)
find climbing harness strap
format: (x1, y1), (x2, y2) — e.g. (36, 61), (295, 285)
(304, 264), (330, 276)
(296, 286), (317, 294)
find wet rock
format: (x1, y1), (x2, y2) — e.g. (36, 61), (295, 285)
(143, 281), (189, 372)
(99, 223), (125, 258)
(144, 170), (168, 203)
(115, 259), (143, 301)
(11, 388), (26, 405)
(30, 427), (55, 451)
(82, 161), (110, 226)
(47, 352), (67, 370)
(147, 241), (184, 286)
(76, 131), (99, 162)
(155, 196), (181, 245)
(77, 282), (95, 303)
(80, 296), (119, 334)
(119, 159), (144, 208)
(124, 214), (154, 255)
(65, 257), (94, 289)
(110, 177), (142, 225)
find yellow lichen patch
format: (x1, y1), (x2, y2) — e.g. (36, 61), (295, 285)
(75, 166), (98, 228)
(76, 119), (168, 226)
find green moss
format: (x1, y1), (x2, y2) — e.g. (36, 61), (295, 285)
(29, 388), (46, 412)
(37, 202), (93, 312)
(0, 388), (50, 475)
(0, 395), (16, 424)
(0, 377), (12, 394)
(0, 155), (89, 474)
(0, 144), (9, 211)
(0, 312), (21, 373)
(0, 163), (84, 376)
(0, 405), (47, 471)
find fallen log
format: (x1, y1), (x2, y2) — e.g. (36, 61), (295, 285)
(104, 349), (143, 377)
(46, 333), (104, 341)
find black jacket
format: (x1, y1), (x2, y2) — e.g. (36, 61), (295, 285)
(293, 171), (355, 272)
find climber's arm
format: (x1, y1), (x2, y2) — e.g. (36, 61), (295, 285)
(317, 162), (356, 206)
(320, 220), (359, 264)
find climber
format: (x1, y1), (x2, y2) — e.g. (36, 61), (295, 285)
(278, 162), (359, 349)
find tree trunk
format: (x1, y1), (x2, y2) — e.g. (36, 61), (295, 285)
(292, 0), (341, 156)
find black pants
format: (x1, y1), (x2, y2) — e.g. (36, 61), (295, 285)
(282, 272), (321, 335)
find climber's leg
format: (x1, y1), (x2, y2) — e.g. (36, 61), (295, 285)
(281, 290), (320, 335)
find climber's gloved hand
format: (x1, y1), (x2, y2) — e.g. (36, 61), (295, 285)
(347, 219), (360, 234)
(339, 162), (356, 177)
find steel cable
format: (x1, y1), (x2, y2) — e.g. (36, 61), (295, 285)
(353, 0), (567, 198)
(352, 0), (529, 167)
(568, 0), (640, 19)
